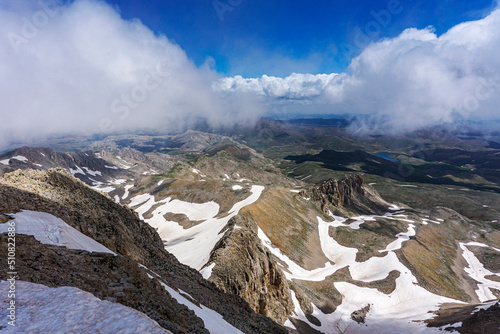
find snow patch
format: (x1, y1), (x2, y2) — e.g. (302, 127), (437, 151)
(379, 224), (416, 253)
(112, 179), (127, 185)
(92, 186), (115, 193)
(11, 155), (28, 162)
(232, 185), (243, 190)
(0, 210), (115, 255)
(82, 167), (102, 176)
(460, 242), (500, 302)
(200, 263), (216, 280)
(70, 165), (85, 175)
(122, 185), (134, 200)
(0, 281), (170, 333)
(159, 281), (243, 334)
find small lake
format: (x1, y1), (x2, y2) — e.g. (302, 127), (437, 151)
(373, 152), (398, 162)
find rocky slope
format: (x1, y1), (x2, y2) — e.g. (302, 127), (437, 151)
(300, 174), (390, 215)
(0, 169), (287, 334)
(2, 136), (499, 334)
(203, 214), (295, 324)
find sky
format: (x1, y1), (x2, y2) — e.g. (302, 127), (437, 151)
(107, 0), (496, 77)
(0, 0), (499, 147)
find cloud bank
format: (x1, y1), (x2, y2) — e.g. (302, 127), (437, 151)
(216, 73), (339, 100)
(2, 1), (499, 147)
(0, 0), (263, 147)
(219, 8), (500, 133)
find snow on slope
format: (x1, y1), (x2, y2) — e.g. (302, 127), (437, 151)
(160, 282), (243, 334)
(259, 211), (465, 333)
(379, 223), (416, 253)
(122, 184), (134, 200)
(131, 185), (265, 270)
(69, 165), (85, 175)
(0, 210), (115, 255)
(138, 264), (242, 334)
(0, 281), (170, 334)
(460, 242), (500, 302)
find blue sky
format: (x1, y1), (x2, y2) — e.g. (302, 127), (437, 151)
(106, 0), (496, 77)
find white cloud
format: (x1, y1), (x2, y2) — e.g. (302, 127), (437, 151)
(0, 0), (263, 147)
(219, 9), (500, 133)
(215, 73), (339, 100)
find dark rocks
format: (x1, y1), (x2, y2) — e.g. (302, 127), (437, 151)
(301, 175), (390, 214)
(351, 304), (370, 324)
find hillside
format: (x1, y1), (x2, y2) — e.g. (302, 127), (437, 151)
(0, 168), (286, 334)
(0, 128), (499, 333)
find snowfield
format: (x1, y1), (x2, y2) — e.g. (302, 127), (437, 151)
(0, 210), (115, 255)
(258, 211), (467, 333)
(0, 281), (171, 334)
(131, 185), (265, 270)
(460, 242), (500, 302)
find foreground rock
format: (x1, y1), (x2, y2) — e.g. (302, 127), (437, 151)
(0, 169), (287, 334)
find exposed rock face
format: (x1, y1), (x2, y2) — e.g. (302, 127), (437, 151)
(204, 214), (295, 324)
(0, 169), (288, 334)
(308, 174), (365, 207)
(458, 302), (500, 334)
(427, 302), (500, 334)
(301, 175), (390, 214)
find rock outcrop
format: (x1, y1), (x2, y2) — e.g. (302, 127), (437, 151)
(203, 214), (296, 324)
(301, 174), (390, 214)
(427, 302), (500, 334)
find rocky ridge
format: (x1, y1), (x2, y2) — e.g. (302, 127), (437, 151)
(0, 168), (287, 334)
(203, 214), (296, 324)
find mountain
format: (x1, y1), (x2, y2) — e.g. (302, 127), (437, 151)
(0, 168), (286, 334)
(1, 127), (499, 333)
(0, 146), (131, 185)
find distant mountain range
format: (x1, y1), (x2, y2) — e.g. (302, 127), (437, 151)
(1, 124), (499, 333)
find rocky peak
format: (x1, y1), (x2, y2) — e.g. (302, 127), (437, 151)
(202, 214), (296, 324)
(309, 175), (364, 207)
(301, 174), (390, 214)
